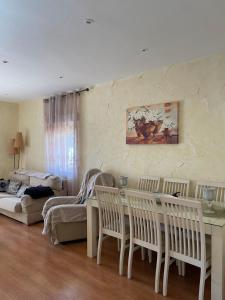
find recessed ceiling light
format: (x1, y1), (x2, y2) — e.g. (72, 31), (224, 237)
(58, 75), (64, 79)
(86, 18), (94, 24)
(141, 48), (149, 53)
(2, 60), (9, 63)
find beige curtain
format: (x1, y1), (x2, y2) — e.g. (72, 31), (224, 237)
(43, 92), (80, 195)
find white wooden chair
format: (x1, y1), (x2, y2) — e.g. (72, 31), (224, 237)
(137, 176), (161, 262)
(125, 189), (163, 293)
(195, 180), (225, 205)
(161, 196), (211, 300)
(162, 177), (190, 197)
(95, 185), (129, 275)
(138, 176), (160, 192)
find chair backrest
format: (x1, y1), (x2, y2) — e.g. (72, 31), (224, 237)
(162, 177), (190, 197)
(125, 189), (161, 248)
(137, 176), (160, 192)
(161, 196), (205, 264)
(195, 180), (225, 204)
(95, 185), (124, 236)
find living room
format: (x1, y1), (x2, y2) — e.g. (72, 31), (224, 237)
(0, 1), (225, 300)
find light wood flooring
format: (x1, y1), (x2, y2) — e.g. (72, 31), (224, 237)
(0, 215), (210, 300)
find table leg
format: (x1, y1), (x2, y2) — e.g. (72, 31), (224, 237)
(87, 204), (98, 258)
(211, 225), (225, 300)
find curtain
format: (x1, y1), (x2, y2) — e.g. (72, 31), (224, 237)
(43, 92), (80, 195)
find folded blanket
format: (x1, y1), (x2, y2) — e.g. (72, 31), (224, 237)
(15, 169), (52, 179)
(24, 185), (54, 199)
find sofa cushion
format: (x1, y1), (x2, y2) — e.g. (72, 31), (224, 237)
(16, 184), (30, 198)
(7, 180), (21, 195)
(0, 197), (22, 213)
(30, 176), (62, 191)
(9, 171), (30, 185)
(0, 179), (10, 192)
(0, 192), (14, 198)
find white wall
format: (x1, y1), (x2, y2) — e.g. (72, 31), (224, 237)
(0, 102), (19, 177)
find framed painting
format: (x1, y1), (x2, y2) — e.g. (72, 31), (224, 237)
(126, 101), (179, 144)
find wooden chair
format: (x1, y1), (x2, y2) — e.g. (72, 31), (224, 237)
(162, 177), (190, 197)
(95, 185), (129, 275)
(195, 180), (225, 205)
(125, 189), (163, 293)
(138, 176), (160, 192)
(161, 196), (211, 300)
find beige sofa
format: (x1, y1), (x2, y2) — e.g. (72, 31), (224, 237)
(0, 171), (66, 225)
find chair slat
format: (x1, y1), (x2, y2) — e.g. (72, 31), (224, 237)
(138, 176), (160, 193)
(162, 178), (190, 197)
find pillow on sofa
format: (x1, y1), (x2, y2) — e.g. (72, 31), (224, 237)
(24, 185), (54, 199)
(16, 184), (30, 198)
(0, 179), (10, 192)
(7, 180), (21, 195)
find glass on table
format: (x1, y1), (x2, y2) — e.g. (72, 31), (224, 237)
(119, 176), (128, 196)
(202, 187), (216, 215)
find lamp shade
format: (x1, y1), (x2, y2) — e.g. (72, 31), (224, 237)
(14, 132), (24, 150)
(8, 138), (19, 155)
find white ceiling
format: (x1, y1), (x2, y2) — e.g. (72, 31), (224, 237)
(0, 0), (225, 102)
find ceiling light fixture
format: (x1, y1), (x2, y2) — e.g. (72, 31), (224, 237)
(86, 18), (94, 24)
(58, 75), (64, 79)
(2, 60), (9, 63)
(141, 48), (149, 53)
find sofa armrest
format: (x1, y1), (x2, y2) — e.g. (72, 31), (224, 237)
(21, 195), (33, 208)
(42, 196), (80, 218)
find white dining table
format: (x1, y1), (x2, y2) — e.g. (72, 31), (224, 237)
(86, 194), (225, 300)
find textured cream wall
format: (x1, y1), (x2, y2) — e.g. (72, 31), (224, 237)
(15, 53), (225, 191)
(18, 99), (45, 172)
(80, 53), (225, 189)
(0, 102), (19, 177)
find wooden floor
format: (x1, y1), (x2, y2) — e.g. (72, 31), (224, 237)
(0, 215), (210, 300)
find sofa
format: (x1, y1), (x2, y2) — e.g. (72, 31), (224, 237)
(0, 170), (66, 225)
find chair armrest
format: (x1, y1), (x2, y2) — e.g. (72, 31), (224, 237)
(42, 196), (79, 218)
(43, 204), (87, 228)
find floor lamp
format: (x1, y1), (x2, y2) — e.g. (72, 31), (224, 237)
(9, 138), (19, 169)
(14, 132), (24, 169)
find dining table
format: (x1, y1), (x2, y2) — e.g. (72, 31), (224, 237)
(86, 192), (225, 300)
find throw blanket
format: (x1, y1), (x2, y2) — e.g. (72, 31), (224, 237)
(24, 185), (54, 199)
(15, 169), (52, 179)
(76, 169), (101, 203)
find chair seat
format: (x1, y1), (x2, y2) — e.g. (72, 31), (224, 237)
(103, 224), (130, 240)
(133, 232), (165, 251)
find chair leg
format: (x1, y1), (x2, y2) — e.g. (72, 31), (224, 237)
(128, 241), (134, 279)
(163, 253), (170, 296)
(148, 249), (152, 263)
(198, 266), (206, 300)
(117, 239), (120, 252)
(155, 251), (162, 293)
(177, 260), (182, 276)
(141, 247), (145, 261)
(119, 238), (125, 276)
(97, 233), (103, 265)
(181, 262), (186, 277)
